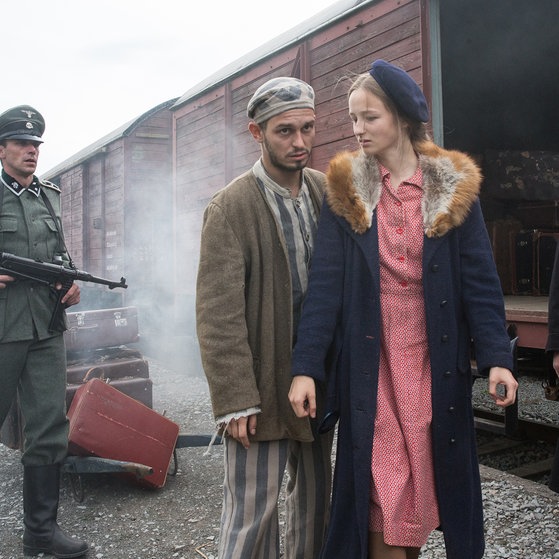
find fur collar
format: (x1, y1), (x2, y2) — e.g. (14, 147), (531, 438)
(325, 141), (481, 237)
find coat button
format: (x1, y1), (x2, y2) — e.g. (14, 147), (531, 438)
(444, 371), (452, 377)
(440, 300), (447, 307)
(448, 406), (455, 413)
(432, 264), (439, 272)
(441, 334), (449, 342)
(450, 437), (456, 444)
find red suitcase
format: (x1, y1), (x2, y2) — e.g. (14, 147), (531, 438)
(67, 378), (179, 488)
(2, 377), (154, 451)
(64, 307), (140, 353)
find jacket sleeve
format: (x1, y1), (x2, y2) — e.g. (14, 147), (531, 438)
(458, 200), (513, 373)
(546, 242), (559, 352)
(195, 201), (261, 419)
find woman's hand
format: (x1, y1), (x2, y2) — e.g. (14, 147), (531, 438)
(289, 375), (316, 418)
(488, 366), (518, 407)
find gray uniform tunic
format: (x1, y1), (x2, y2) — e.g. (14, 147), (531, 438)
(0, 172), (69, 465)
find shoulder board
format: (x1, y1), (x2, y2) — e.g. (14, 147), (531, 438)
(39, 179), (61, 193)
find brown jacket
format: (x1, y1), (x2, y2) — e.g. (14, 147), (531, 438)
(196, 167), (325, 442)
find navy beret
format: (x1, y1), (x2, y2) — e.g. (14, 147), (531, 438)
(0, 105), (45, 143)
(369, 60), (429, 123)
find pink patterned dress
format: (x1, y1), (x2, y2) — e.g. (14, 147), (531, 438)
(369, 165), (441, 546)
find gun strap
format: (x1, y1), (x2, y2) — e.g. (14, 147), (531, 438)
(40, 190), (75, 269)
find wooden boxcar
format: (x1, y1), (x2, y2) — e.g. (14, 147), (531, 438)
(43, 99), (177, 338)
(43, 0), (559, 359)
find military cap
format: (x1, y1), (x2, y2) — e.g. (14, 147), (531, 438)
(247, 77), (315, 124)
(0, 105), (45, 143)
(369, 60), (430, 123)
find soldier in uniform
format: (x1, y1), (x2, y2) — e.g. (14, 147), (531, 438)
(0, 105), (88, 558)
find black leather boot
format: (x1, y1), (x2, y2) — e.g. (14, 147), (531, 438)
(23, 464), (88, 558)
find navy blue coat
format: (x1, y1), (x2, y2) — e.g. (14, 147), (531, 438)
(292, 143), (514, 559)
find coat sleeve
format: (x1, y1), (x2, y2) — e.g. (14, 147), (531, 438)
(195, 201), (261, 419)
(458, 200), (513, 373)
(292, 200), (345, 381)
(546, 242), (559, 352)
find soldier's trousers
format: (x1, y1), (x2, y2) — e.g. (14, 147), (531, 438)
(0, 335), (68, 465)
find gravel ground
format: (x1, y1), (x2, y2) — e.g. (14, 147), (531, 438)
(0, 348), (558, 559)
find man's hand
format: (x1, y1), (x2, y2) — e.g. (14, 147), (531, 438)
(488, 366), (518, 407)
(226, 414), (257, 449)
(59, 282), (80, 308)
(289, 375), (316, 418)
(0, 274), (15, 289)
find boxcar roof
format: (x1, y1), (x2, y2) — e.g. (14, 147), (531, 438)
(42, 97), (178, 180)
(42, 0), (369, 179)
(172, 0), (369, 109)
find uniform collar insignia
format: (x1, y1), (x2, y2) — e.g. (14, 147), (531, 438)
(1, 170), (41, 197)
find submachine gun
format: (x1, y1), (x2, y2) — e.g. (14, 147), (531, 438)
(0, 251), (127, 331)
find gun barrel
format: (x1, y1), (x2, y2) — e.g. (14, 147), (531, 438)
(0, 252), (127, 290)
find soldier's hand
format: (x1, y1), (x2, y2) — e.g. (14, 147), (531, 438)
(60, 282), (80, 307)
(0, 274), (15, 289)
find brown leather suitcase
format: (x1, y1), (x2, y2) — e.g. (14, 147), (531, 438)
(68, 378), (179, 488)
(66, 376), (153, 410)
(66, 355), (150, 385)
(64, 307), (140, 353)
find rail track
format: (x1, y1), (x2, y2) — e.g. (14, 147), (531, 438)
(474, 407), (558, 484)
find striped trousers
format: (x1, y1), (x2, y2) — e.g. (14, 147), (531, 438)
(218, 433), (333, 559)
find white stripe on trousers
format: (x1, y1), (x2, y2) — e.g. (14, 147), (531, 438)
(218, 433), (333, 559)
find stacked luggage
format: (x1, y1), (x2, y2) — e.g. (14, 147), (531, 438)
(0, 306), (152, 450)
(1, 305), (180, 489)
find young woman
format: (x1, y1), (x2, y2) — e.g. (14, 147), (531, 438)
(289, 60), (518, 559)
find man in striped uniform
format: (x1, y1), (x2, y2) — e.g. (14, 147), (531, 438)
(196, 77), (332, 559)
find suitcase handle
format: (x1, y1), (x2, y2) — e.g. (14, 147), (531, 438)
(82, 367), (106, 383)
(69, 324), (99, 331)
